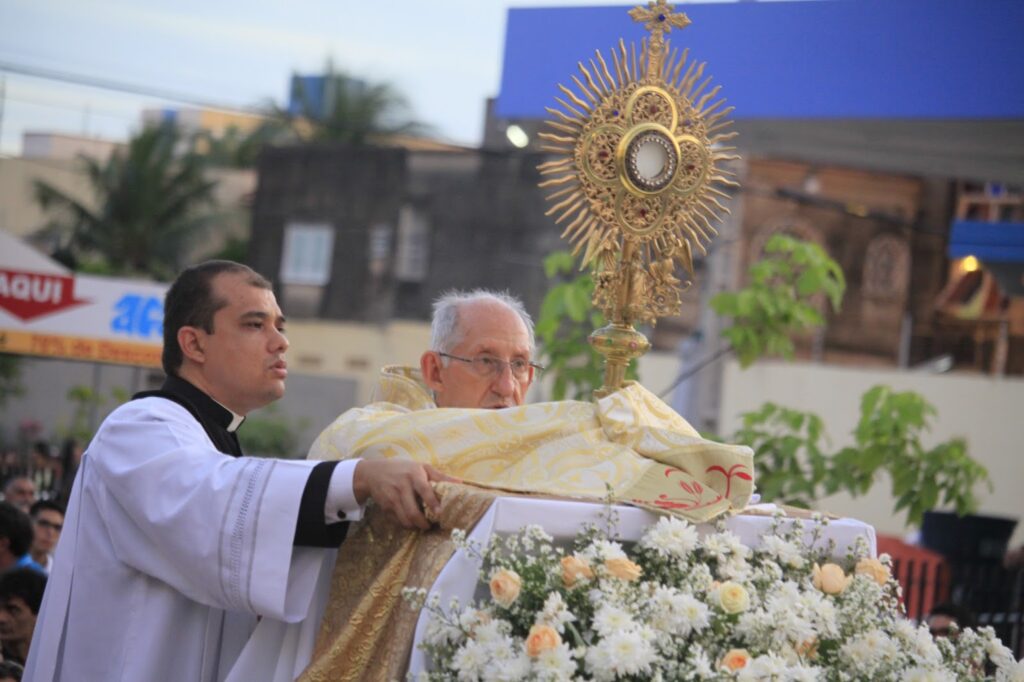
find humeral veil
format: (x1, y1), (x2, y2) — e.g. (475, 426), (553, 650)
(310, 366), (752, 520)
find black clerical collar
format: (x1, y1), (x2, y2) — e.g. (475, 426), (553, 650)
(161, 375), (246, 433)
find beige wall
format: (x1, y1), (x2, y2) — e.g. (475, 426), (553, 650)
(0, 157), (94, 237)
(719, 360), (1024, 546)
(284, 319), (433, 405)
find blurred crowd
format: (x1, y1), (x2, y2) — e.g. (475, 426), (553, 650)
(0, 437), (79, 680)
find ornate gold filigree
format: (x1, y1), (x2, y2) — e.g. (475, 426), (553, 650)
(538, 0), (740, 396)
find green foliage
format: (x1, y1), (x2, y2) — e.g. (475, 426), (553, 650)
(710, 235), (846, 367)
(830, 386), (990, 526)
(63, 384), (129, 445)
(733, 403), (830, 510)
(204, 236), (250, 263)
(0, 354), (23, 407)
(34, 123), (218, 279)
(733, 386), (991, 527)
(535, 251), (636, 400)
(237, 405), (308, 458)
(195, 122), (290, 169)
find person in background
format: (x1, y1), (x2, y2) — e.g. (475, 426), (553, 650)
(0, 569), (46, 666)
(0, 505), (38, 574)
(0, 481), (35, 516)
(926, 602), (976, 639)
(27, 503), (62, 575)
(0, 660), (24, 682)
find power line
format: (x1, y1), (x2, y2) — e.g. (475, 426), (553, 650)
(0, 60), (271, 118)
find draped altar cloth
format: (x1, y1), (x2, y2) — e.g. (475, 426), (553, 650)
(309, 366), (755, 521)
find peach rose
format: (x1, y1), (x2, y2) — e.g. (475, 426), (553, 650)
(796, 637), (819, 660)
(812, 563), (851, 595)
(717, 581), (750, 614)
(561, 555), (594, 588)
(719, 648), (751, 671)
(605, 557), (643, 582)
(525, 624), (561, 658)
(489, 569), (522, 608)
(854, 557), (891, 586)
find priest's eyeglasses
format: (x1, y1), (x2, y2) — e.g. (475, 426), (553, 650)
(438, 352), (544, 380)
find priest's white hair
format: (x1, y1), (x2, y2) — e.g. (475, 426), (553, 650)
(430, 289), (535, 354)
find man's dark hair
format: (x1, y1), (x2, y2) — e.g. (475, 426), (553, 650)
(0, 569), (47, 615)
(0, 660), (23, 681)
(928, 601), (976, 630)
(162, 260), (272, 374)
(29, 500), (64, 519)
(0, 503), (32, 558)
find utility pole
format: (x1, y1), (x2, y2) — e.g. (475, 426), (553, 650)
(0, 75), (6, 154)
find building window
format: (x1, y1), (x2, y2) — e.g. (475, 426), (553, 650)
(280, 222), (334, 285)
(394, 206), (430, 283)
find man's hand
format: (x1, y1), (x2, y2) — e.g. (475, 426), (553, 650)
(352, 459), (457, 530)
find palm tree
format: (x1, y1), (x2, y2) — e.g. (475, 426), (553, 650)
(194, 120), (291, 169)
(34, 123), (217, 279)
(282, 63), (428, 145)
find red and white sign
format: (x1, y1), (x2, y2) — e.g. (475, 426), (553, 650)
(0, 268), (91, 321)
(0, 233), (168, 368)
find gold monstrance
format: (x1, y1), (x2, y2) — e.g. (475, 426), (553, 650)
(539, 0), (739, 396)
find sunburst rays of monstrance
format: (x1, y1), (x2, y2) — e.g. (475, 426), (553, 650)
(538, 0), (739, 397)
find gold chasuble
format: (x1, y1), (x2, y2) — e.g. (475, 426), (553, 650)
(310, 365), (753, 521)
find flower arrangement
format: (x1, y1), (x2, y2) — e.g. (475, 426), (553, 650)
(404, 510), (1023, 681)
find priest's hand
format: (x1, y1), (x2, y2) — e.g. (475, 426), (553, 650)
(352, 459), (457, 530)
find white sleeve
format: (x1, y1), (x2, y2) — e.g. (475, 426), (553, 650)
(324, 458), (365, 523)
(89, 399), (325, 622)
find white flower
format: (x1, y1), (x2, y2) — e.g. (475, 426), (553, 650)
(533, 642), (577, 679)
(538, 592), (575, 632)
(995, 657), (1024, 681)
(737, 652), (790, 680)
(593, 603), (636, 637)
(481, 651), (530, 681)
(452, 641), (488, 678)
(760, 535), (807, 569)
(648, 586), (710, 637)
(640, 516), (699, 558)
(583, 539), (628, 562)
(589, 628), (656, 677)
(703, 530), (749, 563)
(903, 667), (957, 682)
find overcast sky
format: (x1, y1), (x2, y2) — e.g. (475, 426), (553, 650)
(0, 0), (739, 154)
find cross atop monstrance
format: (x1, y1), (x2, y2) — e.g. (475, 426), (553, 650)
(629, 0), (693, 75)
(538, 0), (739, 397)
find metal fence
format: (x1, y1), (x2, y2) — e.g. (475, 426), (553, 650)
(892, 556), (1024, 658)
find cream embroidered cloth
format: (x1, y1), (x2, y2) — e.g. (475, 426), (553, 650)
(309, 366), (754, 522)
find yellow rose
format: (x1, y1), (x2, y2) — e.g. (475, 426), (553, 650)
(719, 648), (751, 671)
(717, 581), (750, 614)
(812, 563), (851, 595)
(489, 569), (522, 608)
(854, 557), (891, 586)
(605, 557), (643, 582)
(560, 555), (594, 588)
(525, 624), (561, 658)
